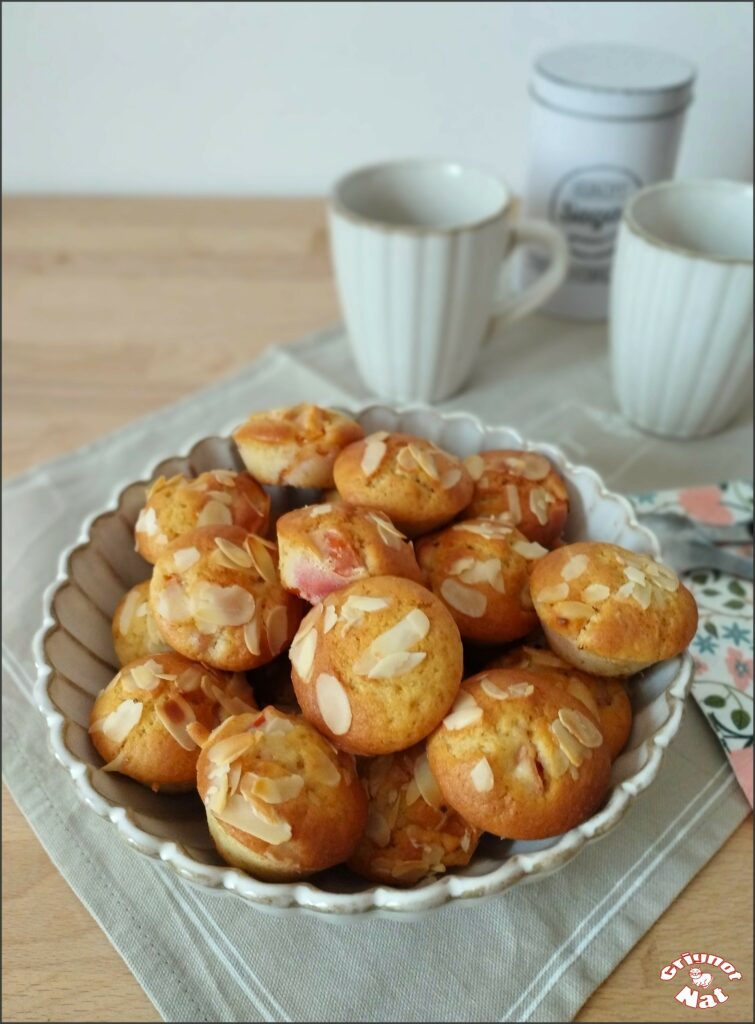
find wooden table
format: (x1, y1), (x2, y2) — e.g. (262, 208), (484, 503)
(2, 197), (752, 1023)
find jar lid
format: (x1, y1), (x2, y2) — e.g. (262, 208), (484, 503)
(532, 44), (695, 120)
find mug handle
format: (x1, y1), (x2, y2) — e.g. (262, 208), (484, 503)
(488, 219), (569, 335)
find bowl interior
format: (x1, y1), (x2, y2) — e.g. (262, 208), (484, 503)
(40, 406), (681, 903)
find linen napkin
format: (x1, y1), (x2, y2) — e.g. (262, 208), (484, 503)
(2, 325), (752, 1023)
(632, 483), (754, 804)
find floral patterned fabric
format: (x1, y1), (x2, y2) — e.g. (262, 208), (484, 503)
(632, 481), (753, 804)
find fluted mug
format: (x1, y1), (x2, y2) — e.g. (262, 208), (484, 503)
(610, 179), (753, 438)
(328, 160), (569, 403)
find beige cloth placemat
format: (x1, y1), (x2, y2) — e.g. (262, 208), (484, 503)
(3, 325), (751, 1022)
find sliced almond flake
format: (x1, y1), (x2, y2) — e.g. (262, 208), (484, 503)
(583, 583), (611, 604)
(365, 805), (391, 847)
(441, 466), (462, 489)
(513, 539), (549, 560)
(396, 445), (417, 472)
(197, 500), (233, 527)
(368, 513), (405, 550)
(214, 536), (253, 568)
(292, 603), (323, 644)
(189, 478), (208, 492)
(214, 793), (292, 845)
(322, 604), (338, 634)
(315, 673), (352, 735)
(211, 469), (237, 487)
(155, 581), (189, 618)
(156, 532), (169, 546)
(290, 627), (317, 681)
(552, 600), (595, 621)
(192, 583), (255, 627)
(551, 719), (586, 766)
(460, 832), (471, 852)
(536, 582), (569, 604)
(404, 779), (420, 806)
(156, 694), (197, 750)
(449, 557), (475, 575)
(342, 595), (391, 616)
(464, 453), (485, 481)
(624, 565), (647, 585)
(176, 666), (203, 692)
(126, 661), (163, 692)
(246, 535), (278, 583)
(243, 772), (304, 804)
(646, 560), (679, 592)
(507, 682), (535, 698)
(565, 680), (600, 721)
(98, 699), (143, 744)
(186, 721), (210, 747)
(408, 445), (439, 480)
(135, 506), (159, 536)
(360, 439), (387, 478)
(308, 503), (332, 517)
(440, 578), (487, 618)
(470, 757), (494, 793)
(453, 520), (512, 540)
(171, 547), (200, 573)
(265, 605), (288, 655)
(365, 430), (389, 443)
(520, 453), (552, 481)
(504, 484), (522, 524)
(414, 753), (443, 809)
(366, 650), (427, 678)
(443, 691), (483, 730)
(195, 617), (217, 635)
(208, 732), (255, 766)
(529, 487), (550, 526)
(453, 557), (505, 593)
(118, 588), (142, 636)
(210, 550), (241, 571)
(205, 678), (257, 719)
(514, 745), (545, 792)
(352, 609), (429, 675)
(206, 490), (233, 505)
(561, 554), (589, 581)
(135, 601), (149, 618)
(480, 677), (509, 700)
(549, 743), (570, 779)
(309, 746), (341, 787)
(615, 581), (635, 600)
(632, 583), (653, 610)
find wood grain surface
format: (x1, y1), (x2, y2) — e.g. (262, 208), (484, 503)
(2, 197), (752, 1023)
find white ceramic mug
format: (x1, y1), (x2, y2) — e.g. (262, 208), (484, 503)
(328, 160), (569, 402)
(610, 179), (753, 438)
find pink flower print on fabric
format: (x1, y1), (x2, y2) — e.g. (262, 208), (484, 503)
(726, 648), (753, 691)
(678, 486), (735, 525)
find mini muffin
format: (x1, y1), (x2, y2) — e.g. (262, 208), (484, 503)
(333, 432), (473, 538)
(462, 450), (569, 547)
(416, 518), (547, 644)
(530, 542), (698, 676)
(348, 746), (480, 886)
(232, 404), (364, 488)
(135, 469), (270, 565)
(427, 669), (611, 839)
(112, 580), (171, 665)
(289, 576), (463, 755)
(89, 652), (257, 791)
(150, 525), (305, 672)
(196, 707), (367, 881)
(276, 501), (424, 603)
(488, 644), (632, 760)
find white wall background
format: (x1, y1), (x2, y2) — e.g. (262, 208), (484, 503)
(3, 1), (752, 195)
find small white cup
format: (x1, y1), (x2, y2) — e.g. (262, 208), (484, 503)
(610, 179), (753, 438)
(328, 159), (569, 403)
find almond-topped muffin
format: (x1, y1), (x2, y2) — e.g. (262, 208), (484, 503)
(530, 542), (698, 676)
(427, 669), (611, 839)
(135, 469), (270, 565)
(149, 525), (305, 672)
(289, 576), (464, 755)
(348, 745), (480, 886)
(416, 518), (546, 644)
(488, 644), (632, 760)
(232, 404), (364, 488)
(196, 708), (367, 881)
(333, 432), (473, 537)
(89, 652), (257, 791)
(112, 580), (171, 665)
(276, 501), (424, 603)
(462, 449), (569, 547)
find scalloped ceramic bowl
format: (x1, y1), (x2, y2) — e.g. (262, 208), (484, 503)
(33, 405), (693, 919)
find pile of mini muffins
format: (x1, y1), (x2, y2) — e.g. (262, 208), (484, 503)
(90, 404), (698, 887)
